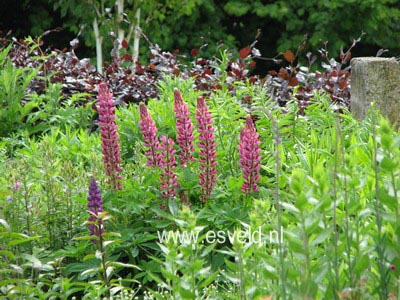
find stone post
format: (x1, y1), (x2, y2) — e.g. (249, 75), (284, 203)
(350, 57), (400, 127)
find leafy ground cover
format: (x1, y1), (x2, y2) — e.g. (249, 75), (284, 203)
(0, 37), (399, 300)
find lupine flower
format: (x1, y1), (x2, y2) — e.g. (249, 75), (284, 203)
(139, 103), (164, 168)
(87, 178), (105, 242)
(196, 96), (217, 202)
(173, 89), (195, 167)
(238, 116), (261, 194)
(97, 82), (123, 190)
(160, 135), (179, 199)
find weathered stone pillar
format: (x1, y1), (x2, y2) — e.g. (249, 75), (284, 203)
(350, 57), (400, 126)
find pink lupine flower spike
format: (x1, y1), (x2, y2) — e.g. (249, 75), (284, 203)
(160, 135), (180, 200)
(238, 116), (261, 194)
(173, 89), (195, 167)
(139, 103), (164, 168)
(97, 82), (123, 191)
(196, 96), (217, 202)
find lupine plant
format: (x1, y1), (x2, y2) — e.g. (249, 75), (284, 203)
(97, 82), (123, 191)
(139, 102), (164, 168)
(173, 89), (195, 167)
(195, 96), (217, 202)
(238, 116), (262, 195)
(87, 178), (105, 242)
(138, 93), (219, 204)
(1, 65), (400, 300)
(159, 135), (180, 202)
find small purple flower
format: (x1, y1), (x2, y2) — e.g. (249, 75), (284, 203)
(7, 196), (12, 202)
(160, 135), (179, 200)
(87, 178), (105, 242)
(196, 96), (217, 202)
(139, 103), (164, 168)
(173, 89), (195, 167)
(238, 117), (261, 194)
(97, 82), (123, 190)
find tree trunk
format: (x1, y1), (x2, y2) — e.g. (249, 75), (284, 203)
(93, 17), (103, 75)
(132, 7), (141, 66)
(117, 0), (125, 45)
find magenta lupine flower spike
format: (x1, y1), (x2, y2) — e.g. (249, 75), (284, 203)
(160, 135), (179, 199)
(238, 117), (262, 194)
(173, 89), (195, 167)
(139, 103), (164, 168)
(87, 178), (105, 242)
(97, 82), (123, 190)
(196, 96), (217, 202)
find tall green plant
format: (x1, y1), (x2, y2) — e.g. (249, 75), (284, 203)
(0, 59), (40, 137)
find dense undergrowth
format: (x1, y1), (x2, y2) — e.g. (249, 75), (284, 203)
(0, 31), (359, 117)
(0, 36), (399, 300)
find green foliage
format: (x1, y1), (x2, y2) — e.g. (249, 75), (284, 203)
(51, 0), (198, 61)
(26, 83), (95, 132)
(1, 126), (102, 248)
(57, 0), (400, 59)
(0, 58), (40, 137)
(6, 0), (400, 72)
(148, 206), (217, 299)
(1, 74), (400, 299)
(0, 45), (94, 138)
(221, 0), (400, 56)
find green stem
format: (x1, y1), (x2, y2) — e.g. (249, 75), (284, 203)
(372, 113), (388, 300)
(211, 96), (236, 177)
(262, 108), (287, 299)
(331, 119), (340, 294)
(98, 221), (110, 298)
